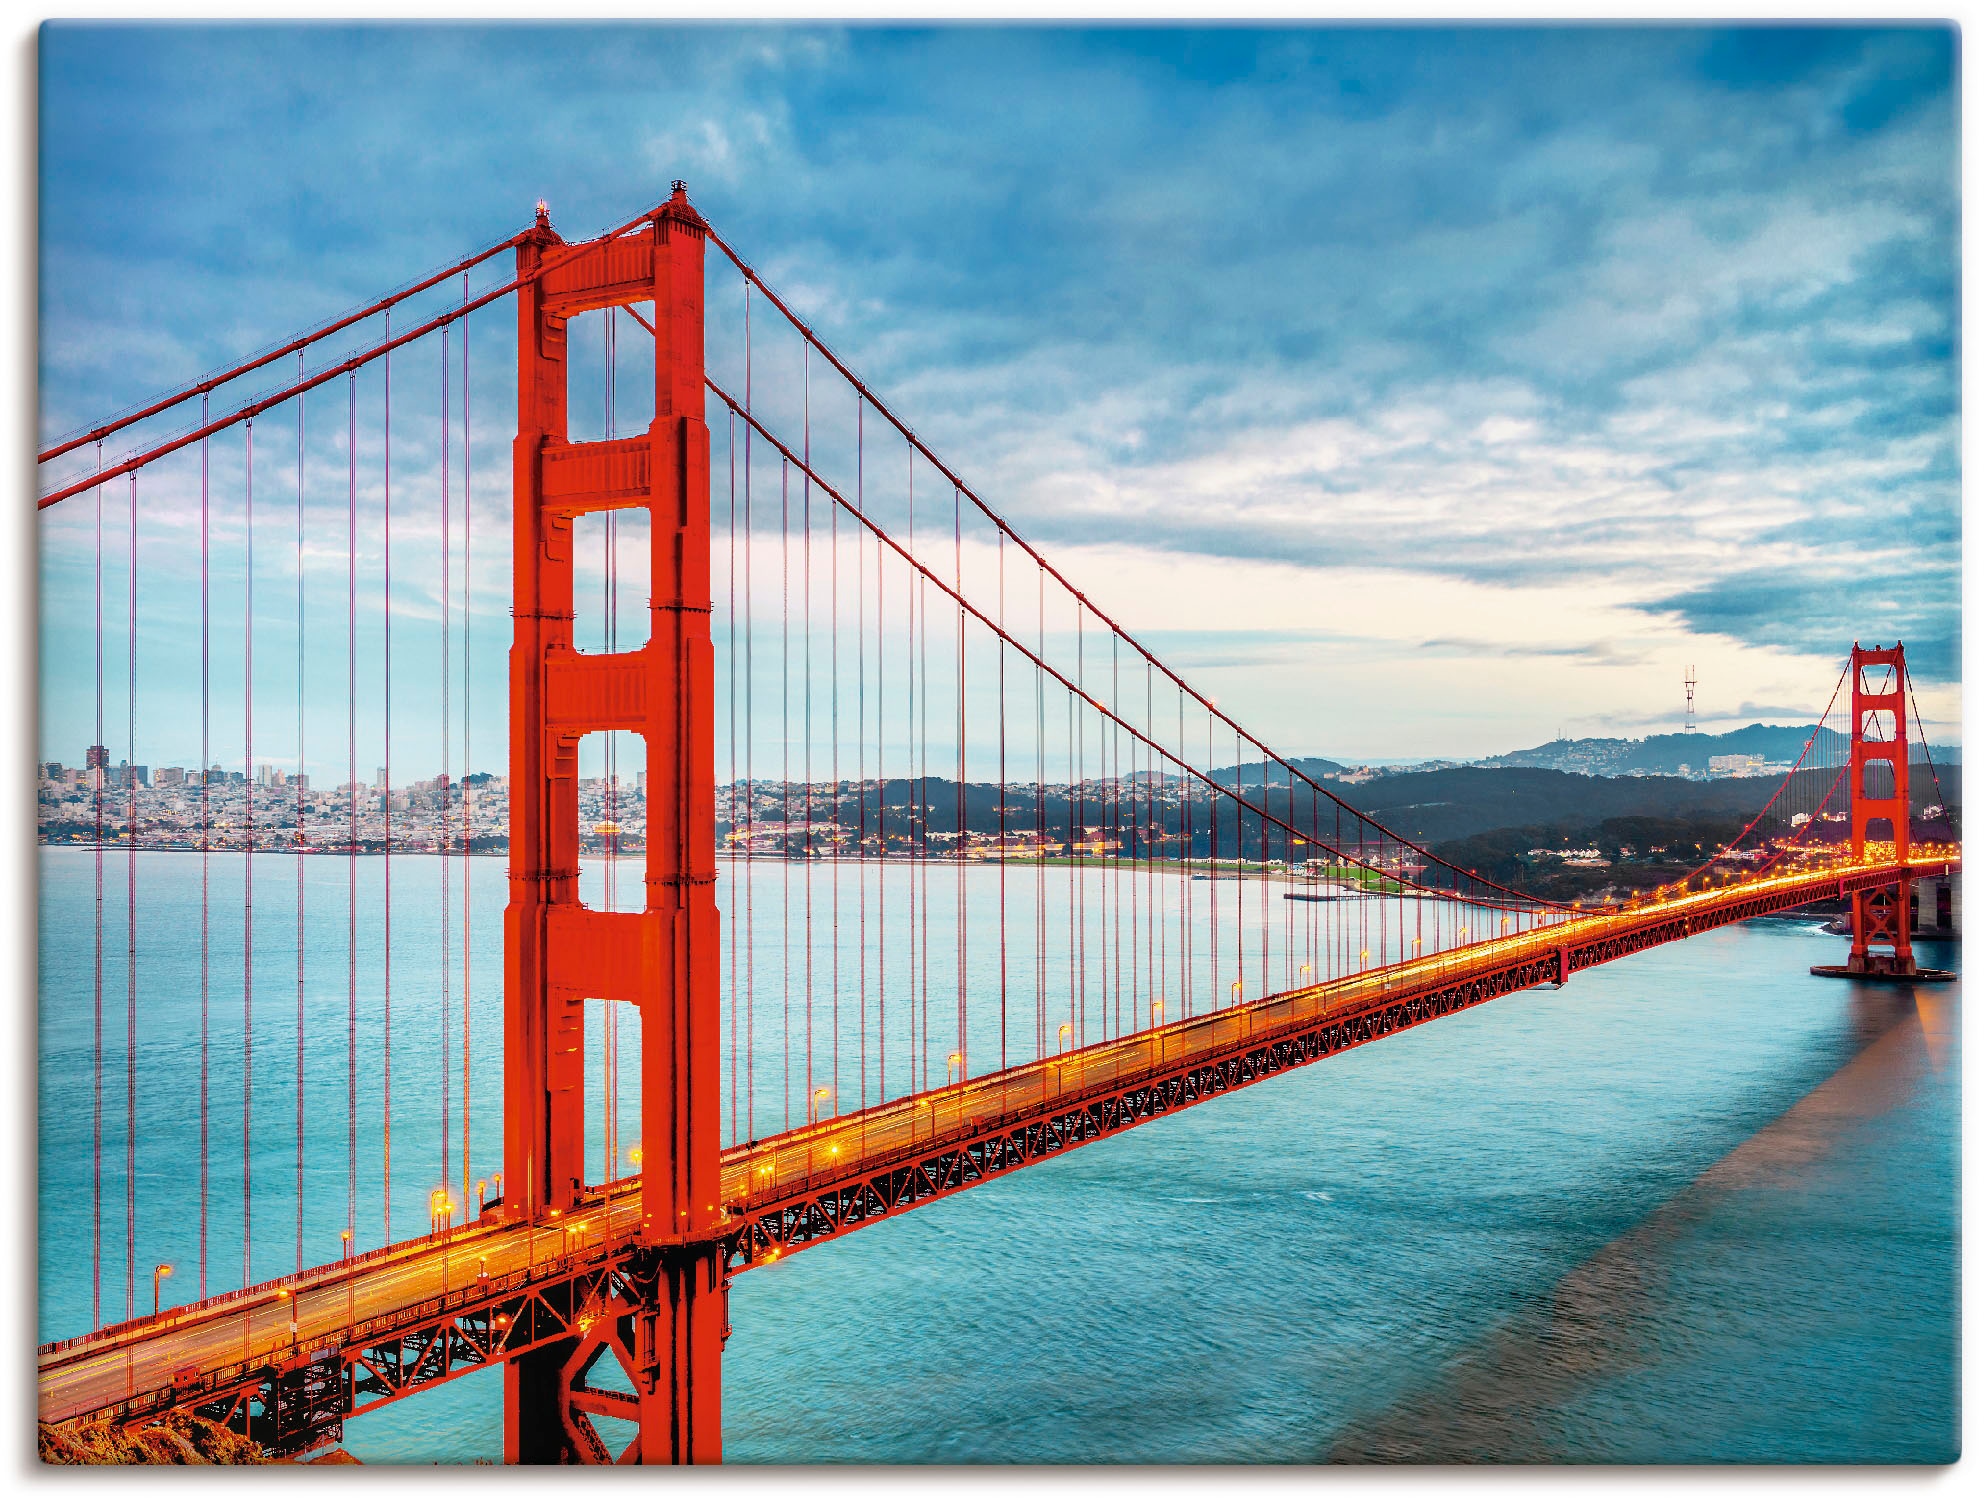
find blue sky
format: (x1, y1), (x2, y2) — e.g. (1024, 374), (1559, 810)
(37, 23), (1960, 769)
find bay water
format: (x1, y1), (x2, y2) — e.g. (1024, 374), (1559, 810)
(37, 848), (1958, 1462)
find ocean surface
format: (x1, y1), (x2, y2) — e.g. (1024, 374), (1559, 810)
(38, 848), (1959, 1463)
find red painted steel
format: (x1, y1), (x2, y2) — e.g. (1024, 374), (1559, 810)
(1844, 642), (1916, 974)
(503, 185), (724, 1464)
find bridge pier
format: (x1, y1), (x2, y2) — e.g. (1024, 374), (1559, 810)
(504, 185), (726, 1463)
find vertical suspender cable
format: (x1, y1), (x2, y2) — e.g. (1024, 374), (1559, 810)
(1204, 710), (1214, 999)
(741, 286), (755, 1141)
(1077, 614), (1086, 1043)
(605, 307), (619, 1176)
(346, 372), (358, 1252)
(200, 406), (212, 1300)
(294, 359), (306, 1276)
(382, 316), (393, 1240)
(997, 531), (1007, 1071)
(461, 274), (473, 1211)
(829, 379), (841, 1119)
(91, 443), (103, 1328)
(1235, 727), (1244, 993)
(875, 416), (887, 1099)
(780, 458), (790, 1130)
(1039, 606), (1049, 1055)
(802, 351), (814, 1119)
(905, 458), (916, 1093)
(954, 485), (965, 1076)
(243, 418), (255, 1288)
(1111, 634), (1120, 1037)
(440, 324), (453, 1210)
(914, 459), (928, 1091)
(730, 404), (745, 1142)
(726, 409), (738, 1142)
(125, 471), (138, 1321)
(856, 401), (867, 1111)
(602, 307), (617, 1179)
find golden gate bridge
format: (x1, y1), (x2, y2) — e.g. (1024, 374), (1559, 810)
(35, 184), (1958, 1462)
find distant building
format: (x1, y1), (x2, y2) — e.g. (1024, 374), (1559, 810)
(1708, 754), (1765, 778)
(85, 745), (109, 770)
(156, 767), (186, 787)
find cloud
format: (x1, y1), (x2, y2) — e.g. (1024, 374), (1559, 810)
(35, 22), (1960, 762)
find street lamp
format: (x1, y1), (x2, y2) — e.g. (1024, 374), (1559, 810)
(151, 1264), (172, 1319)
(1230, 977), (1243, 1005)
(628, 1145), (643, 1172)
(339, 1229), (353, 1260)
(476, 1178), (488, 1215)
(809, 1086), (834, 1125)
(1057, 1023), (1071, 1053)
(945, 1052), (964, 1087)
(1151, 998), (1164, 1026)
(430, 1188), (454, 1236)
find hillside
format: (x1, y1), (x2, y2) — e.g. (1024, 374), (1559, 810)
(1319, 765), (1840, 845)
(1472, 723), (1958, 778)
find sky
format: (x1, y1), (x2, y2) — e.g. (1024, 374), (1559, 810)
(36, 22), (1961, 773)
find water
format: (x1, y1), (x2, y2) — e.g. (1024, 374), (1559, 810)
(38, 850), (1958, 1462)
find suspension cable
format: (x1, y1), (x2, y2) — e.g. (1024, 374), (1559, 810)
(706, 376), (1553, 915)
(701, 222), (1568, 911)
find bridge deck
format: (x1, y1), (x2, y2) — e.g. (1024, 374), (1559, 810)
(38, 855), (1953, 1431)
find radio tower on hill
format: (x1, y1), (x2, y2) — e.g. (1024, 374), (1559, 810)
(1684, 666), (1697, 734)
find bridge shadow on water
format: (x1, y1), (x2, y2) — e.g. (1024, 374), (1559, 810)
(1325, 969), (1960, 1464)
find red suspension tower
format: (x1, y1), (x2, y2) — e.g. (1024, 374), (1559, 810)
(504, 185), (725, 1463)
(1840, 641), (1917, 977)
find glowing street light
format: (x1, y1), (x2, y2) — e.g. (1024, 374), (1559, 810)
(430, 1188), (455, 1235)
(946, 1052), (964, 1086)
(1151, 998), (1164, 1026)
(151, 1264), (172, 1320)
(339, 1229), (353, 1261)
(628, 1145), (643, 1171)
(809, 1086), (834, 1124)
(1057, 1023), (1072, 1053)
